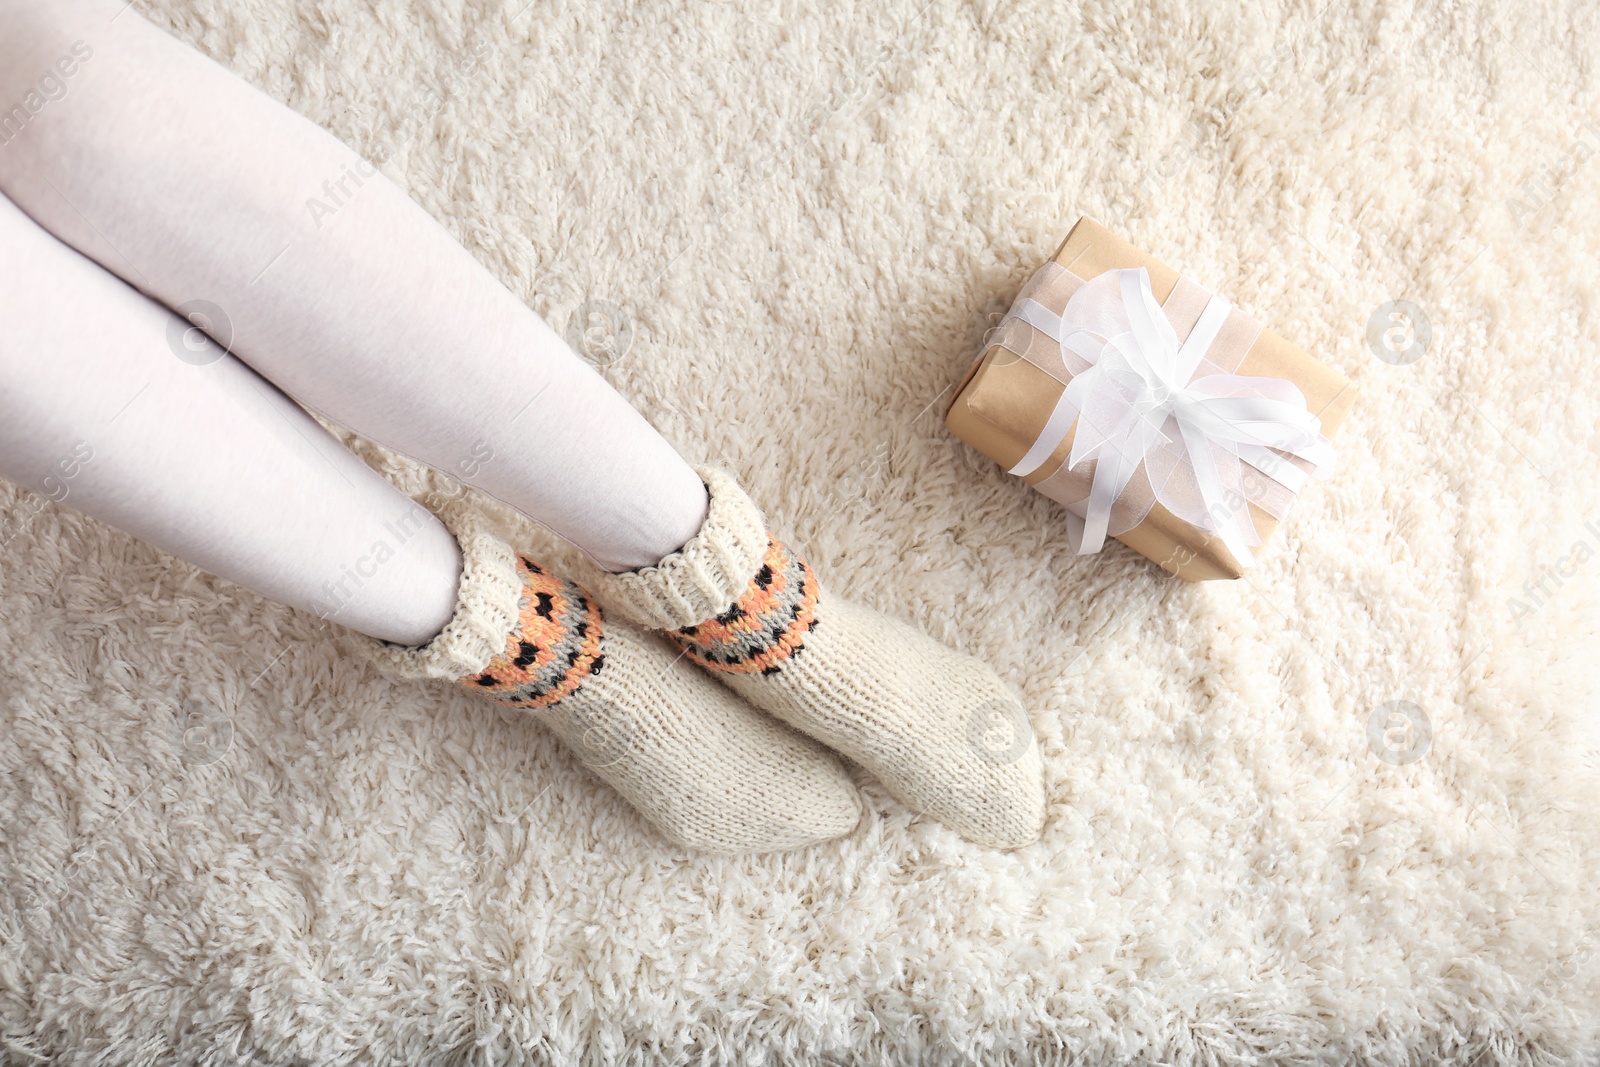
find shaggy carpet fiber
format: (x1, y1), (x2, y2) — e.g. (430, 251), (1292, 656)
(4, 0), (1600, 1063)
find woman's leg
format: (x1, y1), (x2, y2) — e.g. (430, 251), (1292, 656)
(0, 189), (863, 853)
(0, 189), (462, 647)
(0, 0), (706, 575)
(0, 0), (1039, 849)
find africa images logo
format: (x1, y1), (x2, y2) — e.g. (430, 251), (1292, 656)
(0, 41), (94, 147)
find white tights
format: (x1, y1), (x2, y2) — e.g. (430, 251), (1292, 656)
(0, 1), (709, 647)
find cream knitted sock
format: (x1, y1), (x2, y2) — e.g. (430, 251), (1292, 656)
(355, 494), (863, 855)
(585, 468), (1047, 850)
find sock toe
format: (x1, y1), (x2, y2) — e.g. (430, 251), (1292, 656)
(537, 622), (865, 854)
(584, 469), (1049, 849)
(721, 595), (1047, 850)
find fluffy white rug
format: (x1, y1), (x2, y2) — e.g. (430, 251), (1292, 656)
(4, 0), (1599, 1063)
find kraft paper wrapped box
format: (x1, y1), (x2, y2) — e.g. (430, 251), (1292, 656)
(946, 217), (1357, 581)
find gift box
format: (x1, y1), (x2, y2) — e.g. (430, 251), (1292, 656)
(946, 217), (1357, 581)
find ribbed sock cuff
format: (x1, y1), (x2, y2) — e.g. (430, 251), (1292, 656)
(587, 466), (770, 631)
(355, 492), (526, 682)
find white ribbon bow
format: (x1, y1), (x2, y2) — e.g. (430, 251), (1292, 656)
(1005, 268), (1336, 566)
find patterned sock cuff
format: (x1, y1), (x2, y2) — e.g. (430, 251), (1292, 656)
(462, 555), (606, 708)
(668, 535), (819, 674)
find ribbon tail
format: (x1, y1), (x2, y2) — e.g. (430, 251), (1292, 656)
(1060, 503), (1088, 555)
(1009, 386), (1083, 478)
(1236, 443), (1311, 495)
(1177, 418), (1256, 568)
(1078, 437), (1141, 554)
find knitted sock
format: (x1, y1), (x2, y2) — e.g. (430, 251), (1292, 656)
(586, 468), (1047, 850)
(355, 494), (863, 855)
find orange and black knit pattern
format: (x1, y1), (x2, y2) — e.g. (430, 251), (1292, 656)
(670, 535), (819, 675)
(462, 556), (604, 708)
